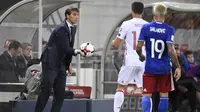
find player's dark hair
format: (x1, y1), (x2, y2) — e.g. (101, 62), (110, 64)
(8, 40), (22, 50)
(131, 2), (144, 14)
(184, 50), (193, 57)
(65, 7), (79, 18)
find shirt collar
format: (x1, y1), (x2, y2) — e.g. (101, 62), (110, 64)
(7, 51), (12, 58)
(66, 20), (73, 28)
(133, 17), (142, 20)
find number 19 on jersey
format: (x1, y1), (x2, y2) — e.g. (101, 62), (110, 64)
(150, 38), (165, 59)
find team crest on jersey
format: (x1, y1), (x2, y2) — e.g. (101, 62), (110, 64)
(117, 33), (121, 37)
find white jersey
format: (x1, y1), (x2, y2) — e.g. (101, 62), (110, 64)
(117, 18), (148, 66)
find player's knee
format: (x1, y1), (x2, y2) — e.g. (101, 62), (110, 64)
(117, 84), (126, 88)
(159, 92), (168, 97)
(116, 84), (126, 92)
(141, 96), (152, 112)
(143, 93), (152, 97)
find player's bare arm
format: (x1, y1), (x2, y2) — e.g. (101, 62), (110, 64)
(112, 37), (121, 48)
(167, 43), (180, 68)
(167, 43), (181, 81)
(136, 41), (145, 62)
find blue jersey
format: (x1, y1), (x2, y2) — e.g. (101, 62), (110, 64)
(138, 21), (175, 74)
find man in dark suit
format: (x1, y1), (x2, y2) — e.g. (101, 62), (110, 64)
(0, 40), (22, 83)
(35, 7), (83, 112)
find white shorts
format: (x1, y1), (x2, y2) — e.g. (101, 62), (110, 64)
(117, 65), (144, 87)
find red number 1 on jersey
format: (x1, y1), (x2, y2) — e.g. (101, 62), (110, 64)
(132, 31), (136, 50)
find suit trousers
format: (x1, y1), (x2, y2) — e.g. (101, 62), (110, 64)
(35, 63), (66, 112)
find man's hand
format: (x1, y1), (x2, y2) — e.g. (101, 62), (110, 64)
(111, 40), (115, 46)
(139, 54), (145, 62)
(111, 40), (117, 50)
(67, 63), (73, 76)
(193, 77), (198, 82)
(136, 41), (145, 62)
(174, 67), (181, 81)
(75, 49), (85, 56)
(112, 38), (121, 48)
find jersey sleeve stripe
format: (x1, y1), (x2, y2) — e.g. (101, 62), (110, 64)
(166, 41), (173, 43)
(138, 40), (144, 41)
(117, 36), (124, 40)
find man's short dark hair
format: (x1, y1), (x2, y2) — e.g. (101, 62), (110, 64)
(184, 50), (193, 57)
(131, 2), (144, 14)
(65, 7), (79, 17)
(42, 40), (47, 45)
(8, 40), (22, 50)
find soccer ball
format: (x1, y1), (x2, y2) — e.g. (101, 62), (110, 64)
(80, 42), (95, 57)
(126, 86), (135, 94)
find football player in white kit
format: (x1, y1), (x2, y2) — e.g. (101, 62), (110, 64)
(111, 2), (148, 112)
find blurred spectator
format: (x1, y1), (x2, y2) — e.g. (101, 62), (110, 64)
(189, 19), (195, 29)
(15, 43), (33, 82)
(176, 47), (184, 66)
(183, 50), (200, 79)
(169, 47), (186, 112)
(42, 40), (47, 51)
(183, 19), (195, 29)
(0, 40), (22, 82)
(194, 16), (200, 29)
(180, 44), (189, 53)
(184, 50), (194, 64)
(169, 49), (200, 112)
(172, 47), (185, 79)
(182, 50), (200, 110)
(175, 46), (181, 56)
(21, 43), (32, 61)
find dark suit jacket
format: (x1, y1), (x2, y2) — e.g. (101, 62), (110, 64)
(15, 55), (28, 78)
(0, 51), (19, 82)
(41, 21), (76, 70)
